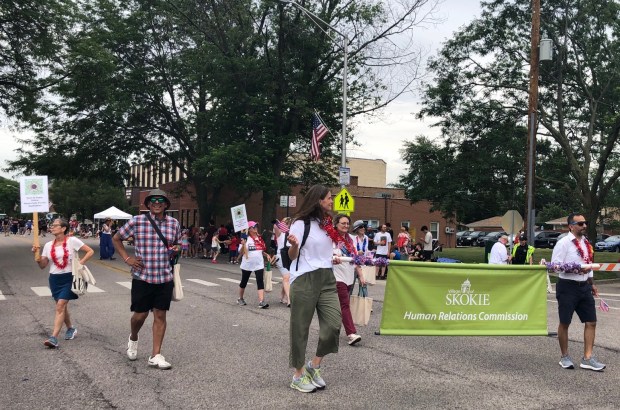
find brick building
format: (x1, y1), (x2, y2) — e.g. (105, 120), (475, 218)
(127, 158), (457, 247)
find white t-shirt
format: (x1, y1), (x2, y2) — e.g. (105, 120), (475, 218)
(288, 219), (333, 284)
(41, 236), (85, 274)
(489, 242), (508, 265)
(374, 231), (392, 255)
(332, 237), (356, 285)
(423, 231), (433, 251)
(551, 232), (593, 281)
(240, 235), (265, 272)
(275, 232), (289, 273)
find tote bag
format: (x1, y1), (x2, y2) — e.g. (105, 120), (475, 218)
(350, 286), (372, 326)
(264, 262), (273, 292)
(360, 265), (376, 285)
(172, 264), (184, 301)
(71, 256), (93, 296)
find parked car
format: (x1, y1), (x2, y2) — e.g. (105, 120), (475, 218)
(456, 231), (469, 246)
(476, 231), (507, 247)
(533, 231), (562, 248)
(548, 232), (568, 248)
(460, 231), (486, 246)
(596, 234), (610, 242)
(594, 235), (620, 252)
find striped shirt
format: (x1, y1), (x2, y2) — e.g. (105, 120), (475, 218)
(118, 213), (181, 284)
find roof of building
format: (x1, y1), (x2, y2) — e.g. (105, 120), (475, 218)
(465, 216), (503, 228)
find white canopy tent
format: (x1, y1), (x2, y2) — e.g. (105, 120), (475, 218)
(94, 206), (133, 220)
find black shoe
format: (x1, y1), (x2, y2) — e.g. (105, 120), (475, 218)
(110, 257), (116, 260)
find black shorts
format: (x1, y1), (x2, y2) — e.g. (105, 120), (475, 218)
(130, 279), (174, 313)
(556, 279), (596, 324)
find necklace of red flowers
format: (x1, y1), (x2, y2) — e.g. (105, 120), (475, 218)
(50, 236), (69, 270)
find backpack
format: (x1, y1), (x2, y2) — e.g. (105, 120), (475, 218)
(280, 219), (310, 271)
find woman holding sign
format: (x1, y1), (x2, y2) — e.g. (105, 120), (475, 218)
(237, 221), (274, 308)
(33, 218), (94, 348)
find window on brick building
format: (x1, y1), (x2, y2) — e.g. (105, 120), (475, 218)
(430, 222), (439, 239)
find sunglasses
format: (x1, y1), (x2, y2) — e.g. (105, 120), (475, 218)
(570, 221), (588, 226)
(149, 197), (166, 204)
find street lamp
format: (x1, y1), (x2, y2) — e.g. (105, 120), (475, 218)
(279, 0), (348, 170)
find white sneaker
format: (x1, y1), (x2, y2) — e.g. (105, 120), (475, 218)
(127, 335), (138, 361)
(148, 354), (172, 369)
(347, 333), (362, 346)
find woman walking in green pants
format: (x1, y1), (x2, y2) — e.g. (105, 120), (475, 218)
(286, 185), (342, 393)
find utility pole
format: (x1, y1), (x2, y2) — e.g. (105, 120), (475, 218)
(525, 0), (541, 242)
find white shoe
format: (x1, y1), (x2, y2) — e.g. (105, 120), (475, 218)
(127, 335), (138, 361)
(347, 333), (362, 346)
(148, 354), (172, 369)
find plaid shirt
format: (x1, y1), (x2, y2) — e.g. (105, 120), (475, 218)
(118, 213), (181, 284)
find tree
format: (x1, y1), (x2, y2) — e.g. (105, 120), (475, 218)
(9, 0), (440, 226)
(0, 0), (76, 121)
(50, 178), (129, 220)
(414, 0), (620, 239)
(0, 176), (19, 215)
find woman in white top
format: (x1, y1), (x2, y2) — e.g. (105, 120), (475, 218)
(286, 185), (342, 393)
(274, 217), (292, 307)
(237, 221), (274, 308)
(34, 218), (94, 348)
(332, 214), (365, 346)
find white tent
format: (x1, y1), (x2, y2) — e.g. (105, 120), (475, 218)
(94, 206), (133, 220)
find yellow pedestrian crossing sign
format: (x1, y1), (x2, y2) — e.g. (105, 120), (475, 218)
(334, 188), (354, 214)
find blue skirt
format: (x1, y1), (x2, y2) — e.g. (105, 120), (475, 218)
(49, 272), (78, 301)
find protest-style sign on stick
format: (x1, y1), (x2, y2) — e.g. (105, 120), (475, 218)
(231, 204), (249, 232)
(20, 176), (50, 261)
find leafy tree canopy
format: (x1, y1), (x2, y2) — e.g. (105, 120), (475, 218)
(405, 0), (620, 236)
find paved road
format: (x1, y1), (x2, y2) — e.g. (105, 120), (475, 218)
(1, 235), (619, 409)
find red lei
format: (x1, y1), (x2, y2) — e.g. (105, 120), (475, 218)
(50, 237), (69, 270)
(320, 215), (356, 256)
(572, 238), (593, 264)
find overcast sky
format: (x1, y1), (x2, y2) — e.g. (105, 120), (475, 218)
(0, 0), (483, 185)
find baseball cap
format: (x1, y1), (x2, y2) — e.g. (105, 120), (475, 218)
(248, 221), (258, 228)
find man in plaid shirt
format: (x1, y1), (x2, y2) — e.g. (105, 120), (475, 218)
(113, 188), (181, 370)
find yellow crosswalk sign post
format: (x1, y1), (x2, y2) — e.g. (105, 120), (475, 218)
(333, 188), (355, 215)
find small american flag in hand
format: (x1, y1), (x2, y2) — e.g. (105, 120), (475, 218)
(599, 298), (609, 312)
(275, 219), (290, 233)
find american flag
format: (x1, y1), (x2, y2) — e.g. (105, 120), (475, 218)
(311, 113), (328, 161)
(275, 219), (290, 233)
(599, 298), (610, 312)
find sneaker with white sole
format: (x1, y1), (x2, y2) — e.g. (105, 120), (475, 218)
(304, 362), (326, 389)
(65, 327), (77, 340)
(237, 298), (247, 306)
(258, 301), (269, 309)
(44, 336), (59, 348)
(559, 355), (574, 369)
(127, 335), (138, 361)
(290, 374), (317, 393)
(347, 333), (362, 346)
(148, 354), (172, 369)
(580, 356), (606, 371)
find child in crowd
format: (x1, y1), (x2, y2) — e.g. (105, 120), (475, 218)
(211, 234), (221, 263)
(181, 231), (189, 258)
(228, 234), (240, 264)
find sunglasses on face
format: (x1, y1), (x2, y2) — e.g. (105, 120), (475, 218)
(150, 197), (166, 204)
(570, 221), (588, 226)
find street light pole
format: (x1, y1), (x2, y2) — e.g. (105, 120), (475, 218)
(279, 0), (348, 169)
(525, 0), (541, 242)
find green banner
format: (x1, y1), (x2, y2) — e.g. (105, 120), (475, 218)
(379, 261), (548, 336)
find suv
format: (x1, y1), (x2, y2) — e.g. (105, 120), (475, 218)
(534, 231), (561, 248)
(460, 231), (486, 247)
(476, 231), (507, 247)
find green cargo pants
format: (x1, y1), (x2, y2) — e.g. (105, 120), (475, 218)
(289, 267), (342, 369)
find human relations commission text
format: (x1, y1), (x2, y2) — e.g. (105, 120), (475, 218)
(403, 311), (529, 321)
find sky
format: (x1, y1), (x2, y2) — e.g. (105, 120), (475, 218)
(0, 0), (483, 185)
